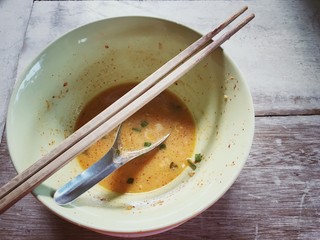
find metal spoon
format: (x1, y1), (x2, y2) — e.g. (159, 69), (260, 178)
(53, 124), (170, 205)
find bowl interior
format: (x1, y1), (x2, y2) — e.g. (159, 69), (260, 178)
(7, 17), (254, 236)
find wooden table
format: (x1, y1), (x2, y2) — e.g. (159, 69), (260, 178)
(1, 1), (320, 239)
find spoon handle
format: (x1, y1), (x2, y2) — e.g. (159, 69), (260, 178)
(54, 132), (170, 205)
(54, 150), (118, 205)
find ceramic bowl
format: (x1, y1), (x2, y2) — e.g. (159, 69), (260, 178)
(6, 17), (254, 237)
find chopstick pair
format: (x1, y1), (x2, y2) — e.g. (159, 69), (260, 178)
(0, 6), (254, 213)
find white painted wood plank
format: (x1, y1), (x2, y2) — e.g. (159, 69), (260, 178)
(0, 0), (33, 143)
(16, 1), (320, 116)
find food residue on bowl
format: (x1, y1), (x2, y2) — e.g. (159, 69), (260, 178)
(75, 83), (197, 193)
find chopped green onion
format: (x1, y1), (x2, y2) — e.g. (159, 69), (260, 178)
(194, 153), (203, 163)
(140, 120), (149, 128)
(159, 143), (166, 150)
(144, 142), (152, 147)
(132, 127), (141, 132)
(187, 159), (197, 170)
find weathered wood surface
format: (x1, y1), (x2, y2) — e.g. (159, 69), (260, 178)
(1, 116), (320, 239)
(1, 0), (320, 239)
(15, 0), (320, 117)
(0, 0), (34, 143)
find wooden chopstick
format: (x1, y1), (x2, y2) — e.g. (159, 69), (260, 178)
(0, 7), (254, 213)
(0, 6), (248, 202)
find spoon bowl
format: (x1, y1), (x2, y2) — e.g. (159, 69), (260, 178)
(54, 124), (170, 205)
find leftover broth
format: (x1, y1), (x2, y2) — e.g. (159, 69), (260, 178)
(76, 83), (196, 193)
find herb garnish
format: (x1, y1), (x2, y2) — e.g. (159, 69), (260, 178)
(144, 142), (152, 147)
(140, 120), (149, 128)
(159, 143), (166, 150)
(132, 127), (141, 132)
(132, 120), (149, 132)
(194, 153), (203, 163)
(187, 153), (203, 171)
(187, 159), (197, 170)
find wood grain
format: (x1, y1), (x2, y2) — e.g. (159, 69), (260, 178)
(1, 1), (320, 239)
(0, 0), (33, 143)
(1, 116), (319, 239)
(15, 0), (320, 116)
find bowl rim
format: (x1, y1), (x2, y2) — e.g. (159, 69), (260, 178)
(6, 15), (255, 236)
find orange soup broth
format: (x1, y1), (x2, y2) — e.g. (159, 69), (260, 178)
(76, 83), (196, 193)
